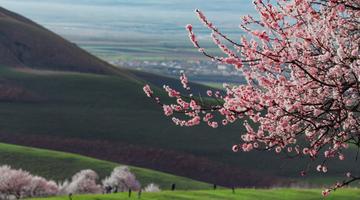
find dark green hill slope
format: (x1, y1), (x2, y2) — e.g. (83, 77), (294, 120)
(0, 66), (358, 188)
(0, 66), (278, 187)
(0, 7), (113, 74)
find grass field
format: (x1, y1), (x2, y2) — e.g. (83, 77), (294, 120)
(0, 65), (358, 186)
(0, 143), (211, 190)
(28, 189), (360, 200)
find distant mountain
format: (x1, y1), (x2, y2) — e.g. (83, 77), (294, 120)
(0, 7), (113, 74)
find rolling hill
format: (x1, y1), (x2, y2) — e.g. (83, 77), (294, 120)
(0, 66), (358, 188)
(0, 7), (359, 189)
(0, 142), (211, 190)
(0, 66), (282, 187)
(0, 7), (114, 74)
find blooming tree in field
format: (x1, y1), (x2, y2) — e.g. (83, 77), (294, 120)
(0, 165), (32, 199)
(143, 0), (360, 195)
(0, 165), (58, 199)
(59, 169), (102, 195)
(24, 176), (59, 198)
(102, 166), (141, 192)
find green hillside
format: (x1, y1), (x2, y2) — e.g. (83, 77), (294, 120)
(0, 66), (358, 187)
(0, 7), (116, 74)
(0, 142), (211, 190)
(28, 189), (360, 200)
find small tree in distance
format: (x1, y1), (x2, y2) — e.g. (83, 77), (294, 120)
(25, 176), (58, 198)
(58, 169), (102, 195)
(0, 165), (32, 199)
(143, 0), (359, 195)
(102, 166), (141, 192)
(0, 165), (59, 199)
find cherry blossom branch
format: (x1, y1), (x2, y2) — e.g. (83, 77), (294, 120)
(142, 0), (360, 195)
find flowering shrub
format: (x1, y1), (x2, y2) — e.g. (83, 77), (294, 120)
(102, 166), (141, 192)
(0, 165), (58, 199)
(24, 176), (58, 198)
(144, 0), (360, 195)
(59, 169), (102, 195)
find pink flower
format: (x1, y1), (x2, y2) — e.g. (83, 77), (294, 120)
(316, 165), (322, 172)
(287, 147), (292, 152)
(346, 172), (351, 178)
(275, 146), (282, 153)
(143, 85), (153, 97)
(223, 57), (242, 69)
(222, 119), (228, 126)
(171, 104), (182, 112)
(324, 150), (330, 158)
(337, 4), (345, 12)
(186, 24), (199, 48)
(208, 121), (218, 128)
(203, 113), (214, 122)
(300, 171), (306, 177)
(163, 105), (174, 116)
(180, 73), (189, 89)
(185, 24), (193, 32)
(339, 154), (345, 161)
(351, 48), (358, 57)
(190, 100), (201, 110)
(232, 145), (239, 152)
(187, 116), (201, 126)
(322, 166), (328, 173)
(164, 86), (180, 98)
(302, 148), (309, 155)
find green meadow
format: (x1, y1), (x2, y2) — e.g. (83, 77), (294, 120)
(28, 189), (360, 200)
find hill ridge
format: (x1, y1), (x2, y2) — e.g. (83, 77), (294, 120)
(0, 6), (114, 74)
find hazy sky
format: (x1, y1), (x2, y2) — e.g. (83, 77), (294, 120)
(0, 0), (256, 41)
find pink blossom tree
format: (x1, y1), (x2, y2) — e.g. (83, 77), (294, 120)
(102, 166), (141, 192)
(59, 169), (102, 195)
(144, 0), (359, 195)
(0, 165), (32, 199)
(0, 165), (59, 199)
(25, 176), (59, 198)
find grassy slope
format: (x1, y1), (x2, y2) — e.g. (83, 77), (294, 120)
(29, 189), (360, 200)
(0, 7), (116, 74)
(0, 66), (358, 184)
(0, 142), (211, 190)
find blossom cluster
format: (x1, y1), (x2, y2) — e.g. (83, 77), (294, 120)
(143, 0), (360, 195)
